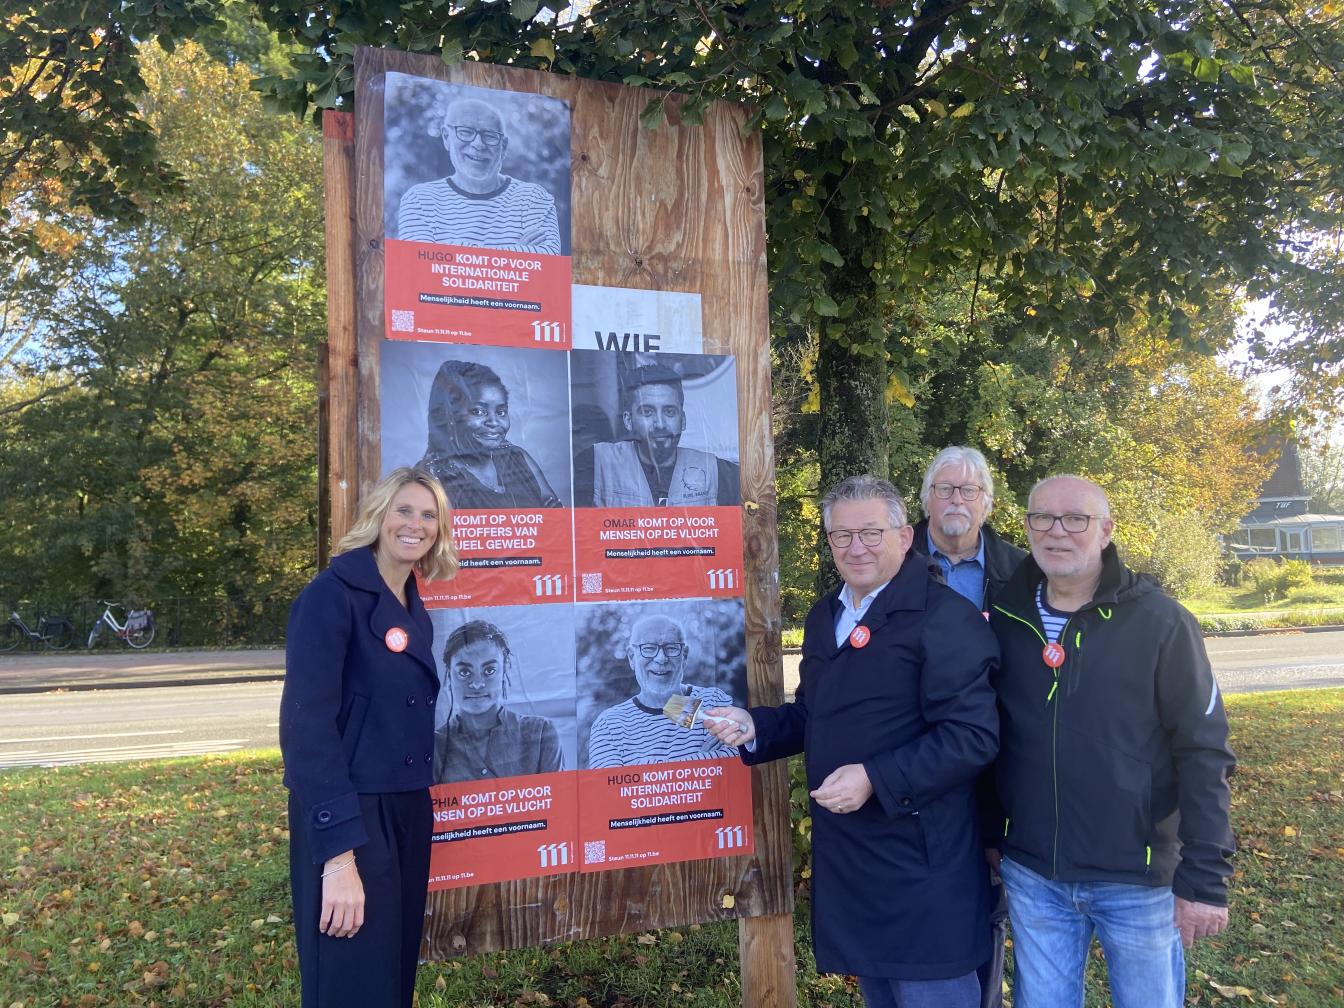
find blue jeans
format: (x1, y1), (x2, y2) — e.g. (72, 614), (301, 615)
(858, 971), (980, 1008)
(999, 857), (1184, 1008)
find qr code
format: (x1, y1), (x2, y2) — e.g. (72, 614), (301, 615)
(583, 840), (606, 865)
(390, 309), (415, 332)
(581, 573), (602, 594)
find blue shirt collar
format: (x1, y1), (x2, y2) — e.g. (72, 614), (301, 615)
(926, 529), (985, 567)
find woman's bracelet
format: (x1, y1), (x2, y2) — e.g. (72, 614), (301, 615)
(321, 857), (355, 878)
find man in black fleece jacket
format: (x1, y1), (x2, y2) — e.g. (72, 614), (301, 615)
(986, 475), (1234, 1008)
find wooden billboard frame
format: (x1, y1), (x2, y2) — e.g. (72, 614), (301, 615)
(321, 48), (793, 1005)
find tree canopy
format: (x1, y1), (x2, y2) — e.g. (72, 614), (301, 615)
(0, 36), (325, 622)
(3, 1), (1340, 623)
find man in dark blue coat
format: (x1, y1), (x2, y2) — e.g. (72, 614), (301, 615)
(708, 474), (1000, 1007)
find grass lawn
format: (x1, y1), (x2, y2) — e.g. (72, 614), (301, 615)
(3, 690), (1342, 1007)
(1184, 570), (1344, 616)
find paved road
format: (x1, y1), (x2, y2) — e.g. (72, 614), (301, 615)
(776, 630), (1344, 697)
(0, 680), (282, 769)
(0, 631), (1340, 769)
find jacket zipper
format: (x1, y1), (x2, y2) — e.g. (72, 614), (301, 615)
(993, 604), (1073, 877)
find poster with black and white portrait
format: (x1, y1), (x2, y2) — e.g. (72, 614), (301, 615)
(381, 341), (575, 609)
(569, 350), (746, 603)
(383, 73), (573, 348)
(426, 604), (579, 891)
(571, 597), (755, 872)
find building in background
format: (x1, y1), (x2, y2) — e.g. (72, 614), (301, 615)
(1228, 439), (1344, 564)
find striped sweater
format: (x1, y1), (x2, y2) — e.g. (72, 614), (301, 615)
(395, 175), (561, 255)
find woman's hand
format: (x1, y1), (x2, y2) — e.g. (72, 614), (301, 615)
(319, 850), (365, 938)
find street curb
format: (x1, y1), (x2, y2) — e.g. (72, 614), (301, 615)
(1203, 623), (1344, 638)
(0, 672), (285, 697)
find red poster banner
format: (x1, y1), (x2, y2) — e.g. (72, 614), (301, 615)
(428, 771), (579, 891)
(419, 508), (574, 608)
(576, 759), (755, 871)
(573, 506), (744, 601)
(384, 239), (572, 348)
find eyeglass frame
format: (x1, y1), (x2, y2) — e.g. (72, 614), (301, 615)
(445, 124), (505, 148)
(634, 642), (687, 659)
(825, 526), (902, 549)
(1025, 512), (1104, 533)
(930, 483), (984, 501)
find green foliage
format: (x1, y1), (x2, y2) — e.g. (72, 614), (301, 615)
(1126, 509), (1224, 599)
(1, 0), (222, 256)
(1241, 557), (1315, 604)
(0, 40), (325, 613)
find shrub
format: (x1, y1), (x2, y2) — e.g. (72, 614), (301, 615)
(1239, 557), (1316, 603)
(1280, 559), (1315, 592)
(1135, 510), (1223, 599)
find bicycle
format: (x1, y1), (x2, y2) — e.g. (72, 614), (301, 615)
(87, 601), (156, 650)
(0, 609), (76, 652)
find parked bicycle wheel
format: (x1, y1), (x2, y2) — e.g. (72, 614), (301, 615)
(45, 618), (75, 651)
(126, 622), (155, 649)
(0, 621), (20, 653)
(87, 622), (103, 650)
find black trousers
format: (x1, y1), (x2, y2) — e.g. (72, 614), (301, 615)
(289, 790), (432, 1008)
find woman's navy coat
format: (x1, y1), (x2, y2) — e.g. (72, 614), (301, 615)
(745, 557), (1000, 979)
(280, 546), (440, 864)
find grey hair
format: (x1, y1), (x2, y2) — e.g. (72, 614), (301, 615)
(820, 474), (909, 531)
(629, 612), (687, 645)
(1027, 474), (1112, 518)
(920, 446), (995, 513)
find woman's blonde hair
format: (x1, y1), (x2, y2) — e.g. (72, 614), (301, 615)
(334, 467), (459, 582)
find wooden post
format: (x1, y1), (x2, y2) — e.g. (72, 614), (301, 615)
(322, 109), (359, 544)
(740, 913), (798, 1008)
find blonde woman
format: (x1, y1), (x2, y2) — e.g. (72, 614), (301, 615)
(280, 467), (457, 1008)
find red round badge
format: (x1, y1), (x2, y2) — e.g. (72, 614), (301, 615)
(849, 625), (871, 649)
(385, 627), (409, 653)
(1042, 642), (1066, 668)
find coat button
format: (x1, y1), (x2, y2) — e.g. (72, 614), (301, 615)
(427, 695), (436, 706)
(406, 695), (417, 706)
(900, 798), (912, 807)
(316, 810), (332, 824)
(424, 752), (432, 764)
(404, 754), (415, 766)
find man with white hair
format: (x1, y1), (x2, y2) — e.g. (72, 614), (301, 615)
(396, 96), (561, 254)
(911, 446), (1025, 614)
(986, 474), (1235, 1008)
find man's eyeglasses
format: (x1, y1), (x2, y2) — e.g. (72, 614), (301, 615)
(636, 642), (686, 659)
(447, 125), (504, 148)
(1026, 512), (1100, 533)
(826, 527), (894, 548)
(931, 483), (983, 501)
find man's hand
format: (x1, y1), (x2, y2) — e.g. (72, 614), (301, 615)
(985, 848), (1002, 871)
(1174, 896), (1228, 948)
(809, 763), (874, 814)
(319, 850), (365, 938)
(703, 706), (755, 746)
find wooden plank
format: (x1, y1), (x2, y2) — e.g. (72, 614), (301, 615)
(322, 110), (359, 543)
(739, 913), (798, 1008)
(349, 49), (791, 967)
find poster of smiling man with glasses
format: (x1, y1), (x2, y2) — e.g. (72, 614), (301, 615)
(382, 74), (573, 347)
